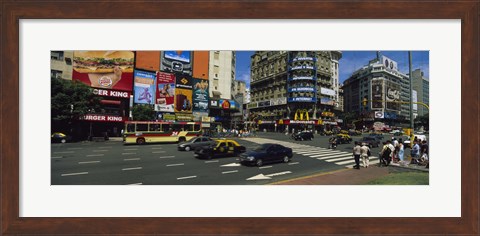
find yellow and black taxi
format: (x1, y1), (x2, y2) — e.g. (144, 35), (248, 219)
(336, 134), (352, 144)
(51, 132), (72, 143)
(194, 139), (246, 159)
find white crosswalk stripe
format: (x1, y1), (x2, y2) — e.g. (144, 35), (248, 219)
(243, 137), (380, 169)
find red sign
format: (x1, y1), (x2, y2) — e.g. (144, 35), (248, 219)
(81, 114), (126, 122)
(92, 88), (131, 98)
(73, 70), (133, 92)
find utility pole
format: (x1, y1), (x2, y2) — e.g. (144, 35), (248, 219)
(408, 51), (414, 134)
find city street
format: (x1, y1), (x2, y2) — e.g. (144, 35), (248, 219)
(51, 133), (390, 185)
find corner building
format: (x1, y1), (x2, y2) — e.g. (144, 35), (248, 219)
(249, 51), (342, 133)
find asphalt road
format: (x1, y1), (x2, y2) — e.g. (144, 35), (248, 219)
(51, 132), (403, 185)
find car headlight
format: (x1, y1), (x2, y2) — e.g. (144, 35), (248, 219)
(179, 144), (185, 147)
(247, 156), (255, 161)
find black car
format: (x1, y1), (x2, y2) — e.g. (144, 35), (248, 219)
(369, 133), (384, 140)
(239, 143), (293, 167)
(293, 131), (314, 141)
(178, 136), (216, 151)
(360, 136), (381, 148)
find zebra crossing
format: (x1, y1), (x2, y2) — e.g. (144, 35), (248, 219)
(244, 138), (380, 168)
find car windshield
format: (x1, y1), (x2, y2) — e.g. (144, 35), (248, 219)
(254, 144), (271, 151)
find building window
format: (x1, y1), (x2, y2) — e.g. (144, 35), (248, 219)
(51, 70), (62, 79)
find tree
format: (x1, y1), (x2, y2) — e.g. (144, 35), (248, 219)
(131, 104), (156, 121)
(415, 113), (429, 130)
(51, 77), (101, 133)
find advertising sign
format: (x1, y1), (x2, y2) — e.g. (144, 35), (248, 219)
(192, 78), (209, 112)
(384, 112), (398, 119)
(320, 97), (335, 105)
(412, 90), (418, 111)
(219, 99), (231, 109)
(133, 70), (156, 104)
(92, 88), (131, 98)
(161, 51), (192, 75)
(288, 76), (316, 81)
(156, 112), (176, 121)
(210, 100), (219, 108)
(81, 114), (126, 123)
(72, 51), (134, 92)
(156, 71), (175, 112)
(176, 113), (194, 121)
(385, 80), (401, 111)
(320, 87), (336, 96)
(374, 111), (384, 119)
(371, 79), (384, 109)
(289, 87), (315, 92)
(174, 74), (193, 113)
(258, 100), (271, 107)
(381, 56), (398, 71)
(288, 97), (315, 102)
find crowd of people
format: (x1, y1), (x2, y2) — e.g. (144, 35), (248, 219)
(352, 136), (429, 169)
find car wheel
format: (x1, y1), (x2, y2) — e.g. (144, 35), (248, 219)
(283, 155), (290, 163)
(61, 139), (66, 144)
(136, 138), (145, 145)
(256, 159), (263, 167)
(184, 146), (191, 151)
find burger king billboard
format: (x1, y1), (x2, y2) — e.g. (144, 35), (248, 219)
(72, 51), (134, 93)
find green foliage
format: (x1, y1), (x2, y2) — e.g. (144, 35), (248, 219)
(132, 104), (155, 121)
(51, 77), (101, 124)
(367, 171), (429, 185)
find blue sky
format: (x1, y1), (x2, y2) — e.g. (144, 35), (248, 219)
(235, 51), (429, 89)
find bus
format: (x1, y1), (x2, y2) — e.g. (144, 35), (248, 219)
(123, 121), (202, 144)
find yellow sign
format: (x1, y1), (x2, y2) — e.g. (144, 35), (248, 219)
(278, 119), (284, 125)
(294, 109), (309, 121)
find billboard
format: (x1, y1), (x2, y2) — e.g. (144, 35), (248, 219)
(161, 51), (192, 75)
(136, 51), (160, 71)
(412, 90), (418, 111)
(174, 74), (193, 113)
(320, 87), (336, 96)
(133, 70), (156, 104)
(320, 97), (335, 105)
(371, 79), (384, 109)
(155, 72), (175, 112)
(288, 97), (315, 102)
(192, 51), (209, 79)
(192, 78), (209, 112)
(72, 51), (134, 93)
(381, 56), (398, 71)
(385, 80), (401, 111)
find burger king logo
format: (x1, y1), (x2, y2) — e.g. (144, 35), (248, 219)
(99, 76), (113, 87)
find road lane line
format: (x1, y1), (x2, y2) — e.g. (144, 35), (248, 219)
(61, 172), (88, 176)
(53, 151), (74, 154)
(124, 158), (140, 161)
(309, 152), (345, 158)
(151, 147), (163, 149)
(92, 150), (109, 152)
(259, 166), (272, 169)
(222, 170), (239, 174)
(122, 153), (136, 155)
(205, 160), (219, 163)
(128, 183), (143, 185)
(79, 161), (101, 164)
(97, 146), (112, 148)
(122, 167), (142, 171)
(177, 176), (197, 180)
(86, 154), (104, 157)
(123, 148), (138, 151)
(67, 147), (83, 150)
(288, 162), (300, 165)
(166, 163), (184, 167)
(152, 151), (166, 153)
(159, 156), (175, 159)
(51, 156), (63, 159)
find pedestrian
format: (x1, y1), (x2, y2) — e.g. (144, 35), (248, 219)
(410, 140), (421, 164)
(379, 141), (394, 166)
(360, 142), (371, 168)
(352, 141), (362, 169)
(392, 137), (399, 162)
(398, 141), (405, 165)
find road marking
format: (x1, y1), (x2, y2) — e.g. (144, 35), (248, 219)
(123, 148), (138, 151)
(152, 147), (163, 149)
(61, 172), (88, 176)
(221, 163), (241, 167)
(51, 156), (63, 159)
(67, 147), (83, 150)
(177, 176), (197, 180)
(122, 153), (136, 155)
(159, 156), (175, 159)
(97, 146), (112, 148)
(205, 160), (219, 163)
(222, 170), (239, 174)
(247, 174), (271, 180)
(124, 158), (140, 161)
(53, 151), (74, 154)
(152, 151), (166, 153)
(92, 150), (109, 152)
(128, 183), (143, 185)
(122, 167), (142, 171)
(325, 156), (354, 162)
(288, 162), (300, 165)
(167, 163), (184, 167)
(259, 166), (272, 169)
(266, 171), (292, 177)
(86, 154), (104, 157)
(317, 153), (352, 160)
(79, 161), (100, 164)
(308, 152), (345, 158)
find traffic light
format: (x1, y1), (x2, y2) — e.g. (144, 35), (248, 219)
(362, 97), (368, 108)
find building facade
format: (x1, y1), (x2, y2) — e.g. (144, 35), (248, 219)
(411, 69), (429, 117)
(51, 51), (73, 80)
(248, 51), (342, 133)
(342, 54), (411, 129)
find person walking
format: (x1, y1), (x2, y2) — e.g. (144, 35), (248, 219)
(360, 142), (371, 168)
(392, 137), (399, 163)
(398, 141), (405, 165)
(352, 141), (362, 169)
(410, 140), (421, 164)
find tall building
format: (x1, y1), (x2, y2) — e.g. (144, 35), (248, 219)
(51, 51), (73, 80)
(209, 51), (236, 100)
(248, 51), (341, 132)
(337, 86), (344, 112)
(411, 69), (429, 117)
(342, 54), (411, 128)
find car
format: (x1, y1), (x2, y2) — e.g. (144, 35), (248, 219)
(239, 143), (293, 167)
(389, 129), (401, 134)
(51, 132), (72, 143)
(348, 129), (362, 136)
(293, 131), (314, 141)
(335, 134), (352, 144)
(193, 139), (246, 159)
(178, 136), (216, 151)
(360, 136), (380, 148)
(368, 133), (384, 140)
(403, 134), (427, 147)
